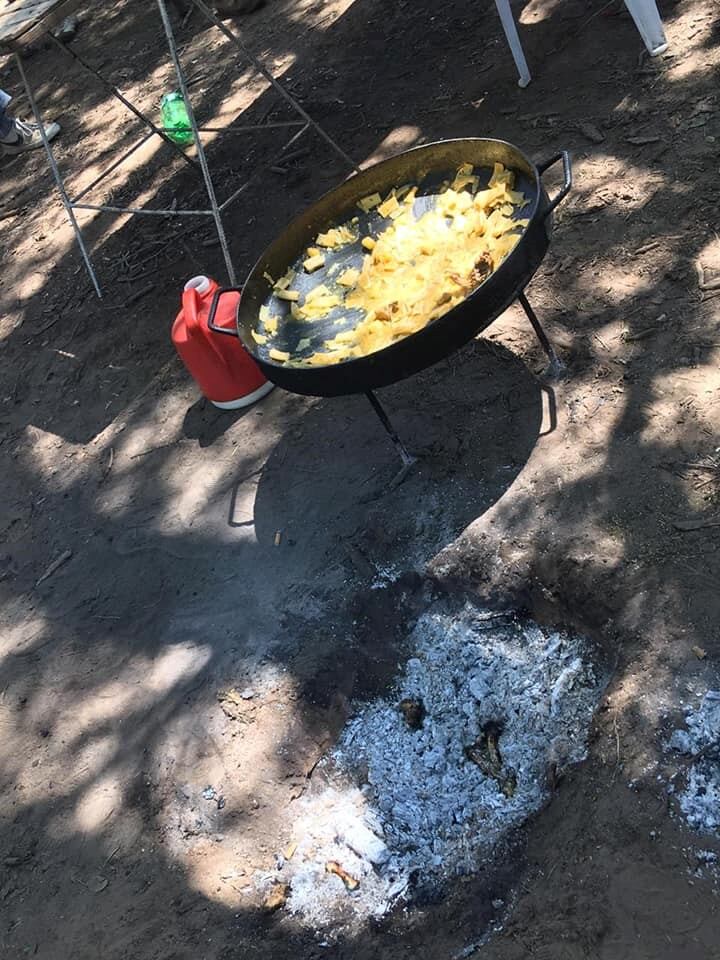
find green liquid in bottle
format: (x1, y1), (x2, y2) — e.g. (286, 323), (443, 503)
(161, 91), (194, 146)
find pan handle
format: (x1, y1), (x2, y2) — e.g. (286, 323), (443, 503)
(537, 151), (572, 219)
(207, 286), (242, 337)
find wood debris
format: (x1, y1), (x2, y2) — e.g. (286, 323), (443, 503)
(123, 282), (155, 309)
(673, 516), (720, 532)
(325, 861), (359, 891)
(36, 549), (73, 587)
(622, 315), (666, 342)
(100, 447), (114, 484)
(695, 260), (720, 295)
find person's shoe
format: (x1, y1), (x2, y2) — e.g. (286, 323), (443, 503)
(0, 118), (60, 156)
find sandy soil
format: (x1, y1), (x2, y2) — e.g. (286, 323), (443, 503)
(2, 0), (720, 957)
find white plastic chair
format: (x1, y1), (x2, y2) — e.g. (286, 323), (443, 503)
(495, 0), (668, 88)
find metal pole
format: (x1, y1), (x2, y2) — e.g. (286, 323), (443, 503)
(72, 203), (214, 216)
(219, 122), (310, 212)
(48, 33), (199, 173)
(70, 131), (155, 204)
(517, 290), (561, 368)
(194, 121), (306, 133)
(156, 0), (237, 285)
(188, 0), (361, 174)
(218, 180), (251, 215)
(366, 391), (416, 488)
(15, 53), (103, 299)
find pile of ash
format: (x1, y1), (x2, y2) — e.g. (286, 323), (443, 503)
(669, 691), (720, 834)
(263, 603), (603, 928)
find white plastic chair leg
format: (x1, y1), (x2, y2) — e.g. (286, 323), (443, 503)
(494, 0), (531, 88)
(623, 0), (668, 56)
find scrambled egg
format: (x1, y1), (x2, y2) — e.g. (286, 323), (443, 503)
(258, 163), (529, 365)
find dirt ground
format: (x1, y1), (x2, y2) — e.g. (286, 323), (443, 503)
(2, 0), (720, 956)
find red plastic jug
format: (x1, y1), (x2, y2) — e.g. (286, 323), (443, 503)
(171, 276), (274, 409)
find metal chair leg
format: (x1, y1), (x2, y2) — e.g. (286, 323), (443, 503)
(494, 0), (532, 88)
(15, 53), (103, 298)
(624, 0), (668, 56)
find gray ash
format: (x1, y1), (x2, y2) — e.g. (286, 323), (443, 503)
(276, 603), (603, 928)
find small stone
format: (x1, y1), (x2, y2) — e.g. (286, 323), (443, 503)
(492, 898), (505, 910)
(239, 688), (255, 700)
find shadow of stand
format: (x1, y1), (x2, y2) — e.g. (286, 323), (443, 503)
(251, 338), (546, 577)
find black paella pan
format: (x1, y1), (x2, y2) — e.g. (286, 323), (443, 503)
(210, 138), (571, 397)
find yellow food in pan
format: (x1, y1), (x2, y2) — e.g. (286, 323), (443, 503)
(258, 163), (529, 365)
(316, 225), (356, 248)
(303, 253), (326, 273)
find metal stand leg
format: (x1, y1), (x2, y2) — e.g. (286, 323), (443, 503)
(188, 0), (361, 175)
(366, 391), (416, 488)
(157, 0), (237, 286)
(15, 53), (103, 299)
(48, 33), (199, 174)
(517, 290), (564, 376)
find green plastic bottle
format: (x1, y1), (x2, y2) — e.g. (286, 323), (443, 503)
(160, 91), (194, 146)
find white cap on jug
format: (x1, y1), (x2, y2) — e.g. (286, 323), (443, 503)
(184, 275), (211, 294)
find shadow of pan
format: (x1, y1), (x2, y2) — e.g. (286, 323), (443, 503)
(251, 338), (545, 575)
